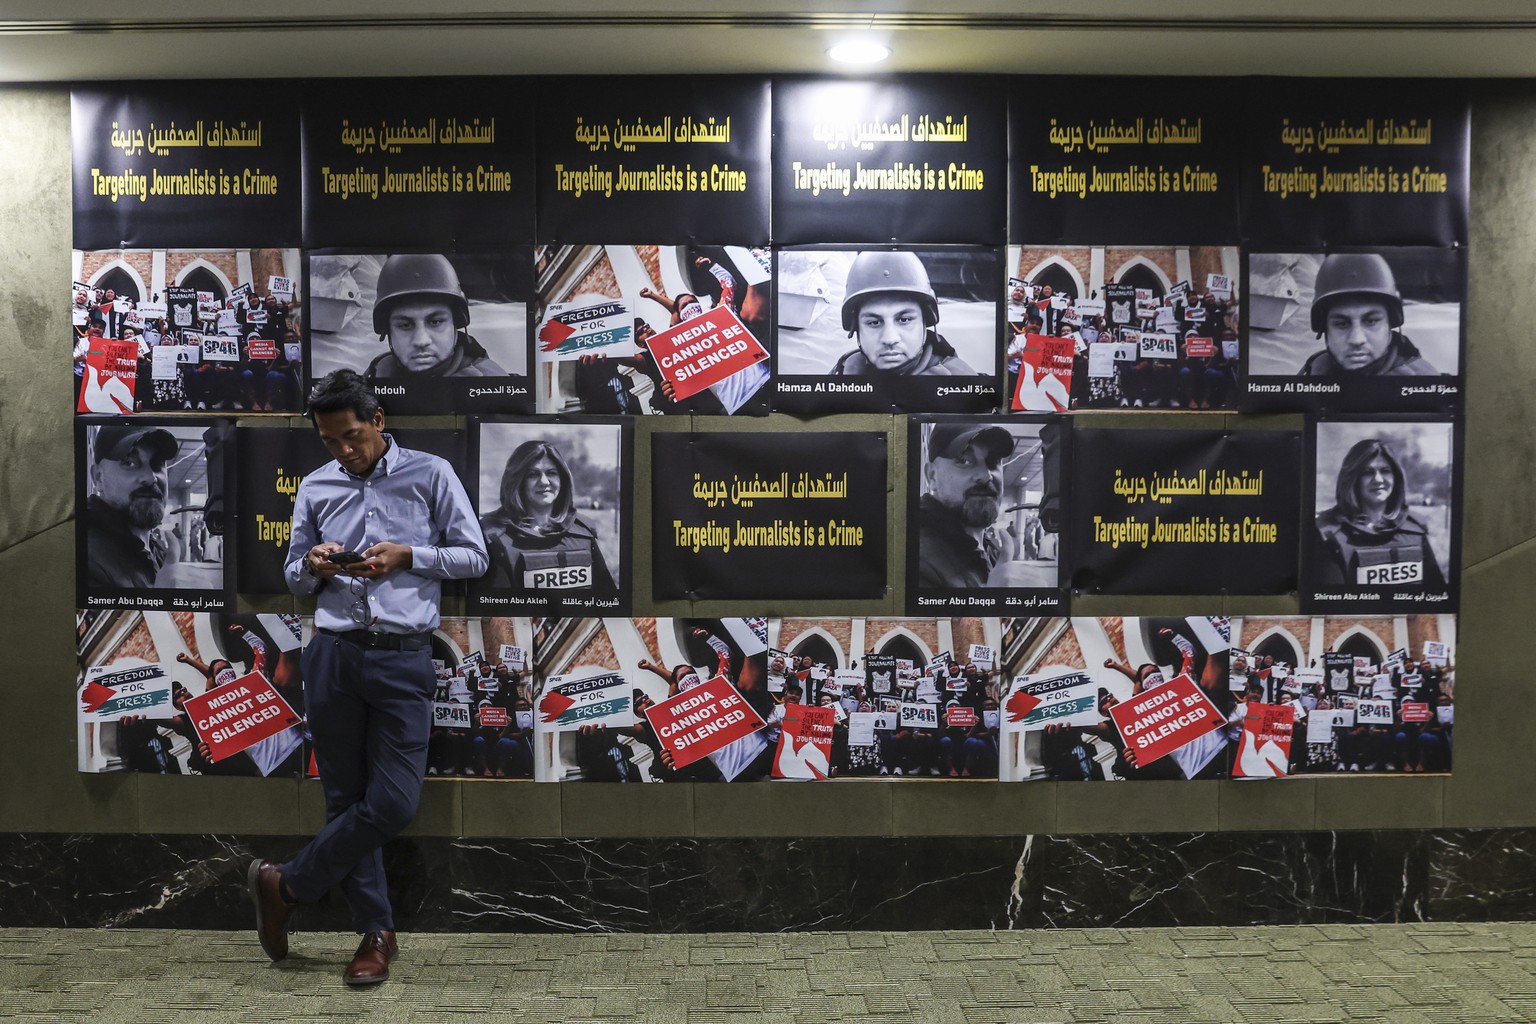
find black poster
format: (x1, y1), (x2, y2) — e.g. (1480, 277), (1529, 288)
(652, 431), (888, 601)
(905, 415), (1068, 615)
(1301, 416), (1459, 614)
(233, 425), (467, 595)
(772, 76), (1007, 244)
(77, 417), (236, 611)
(773, 245), (1002, 413)
(301, 77), (535, 248)
(72, 84), (301, 249)
(1010, 76), (1240, 244)
(305, 249), (534, 415)
(469, 417), (634, 616)
(1070, 427), (1302, 595)
(536, 76), (770, 244)
(1241, 79), (1470, 247)
(1240, 247), (1464, 413)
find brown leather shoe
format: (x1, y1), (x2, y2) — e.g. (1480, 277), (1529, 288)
(344, 930), (398, 986)
(246, 859), (293, 962)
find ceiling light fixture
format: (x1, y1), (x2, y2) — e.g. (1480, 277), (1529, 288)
(827, 40), (890, 64)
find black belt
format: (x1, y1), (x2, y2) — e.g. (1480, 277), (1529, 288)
(319, 627), (431, 651)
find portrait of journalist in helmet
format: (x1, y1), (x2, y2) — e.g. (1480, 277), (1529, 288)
(1314, 437), (1446, 592)
(365, 254), (508, 379)
(831, 251), (977, 377)
(1299, 253), (1438, 377)
(479, 440), (618, 596)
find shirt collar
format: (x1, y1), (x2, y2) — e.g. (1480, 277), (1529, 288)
(340, 433), (401, 481)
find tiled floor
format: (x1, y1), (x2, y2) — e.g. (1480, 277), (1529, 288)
(3, 923), (1534, 1022)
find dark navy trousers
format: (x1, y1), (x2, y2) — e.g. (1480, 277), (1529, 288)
(282, 634), (433, 933)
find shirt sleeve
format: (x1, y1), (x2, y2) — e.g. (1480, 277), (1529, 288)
(284, 483), (323, 596)
(411, 462), (490, 580)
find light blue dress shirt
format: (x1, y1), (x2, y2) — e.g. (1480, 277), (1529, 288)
(284, 436), (488, 634)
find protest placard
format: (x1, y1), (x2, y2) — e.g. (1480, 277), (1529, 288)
(1221, 339), (1240, 361)
(537, 671), (633, 731)
(1355, 699), (1395, 725)
(1076, 298), (1105, 318)
(1108, 672), (1224, 767)
(1171, 280), (1191, 298)
(1139, 332), (1177, 360)
(151, 345), (184, 380)
(183, 672), (303, 762)
(899, 701), (940, 729)
(1184, 336), (1215, 358)
(772, 703), (835, 779)
(968, 643), (995, 669)
(79, 662), (175, 723)
(946, 705), (978, 728)
(246, 338), (277, 360)
(499, 644), (527, 671)
(201, 334), (240, 362)
(1371, 674), (1395, 699)
(835, 668), (864, 690)
(864, 653), (896, 695)
(478, 705), (510, 728)
(1438, 705), (1455, 725)
(1233, 702), (1294, 778)
(1105, 283), (1136, 325)
(267, 275), (295, 301)
(1400, 702), (1431, 723)
(642, 304), (769, 402)
(1002, 671), (1098, 732)
(1306, 709), (1340, 743)
(1325, 652), (1354, 690)
(1155, 307), (1177, 331)
(848, 711), (879, 746)
(643, 675), (766, 770)
(537, 298), (632, 361)
(77, 339), (138, 414)
(255, 613), (304, 652)
(1424, 641), (1449, 665)
(1087, 342), (1118, 378)
(1012, 334), (1074, 412)
(1207, 273), (1233, 299)
(1293, 668), (1324, 689)
(433, 702), (472, 729)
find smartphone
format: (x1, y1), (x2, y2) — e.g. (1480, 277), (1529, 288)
(327, 550), (365, 565)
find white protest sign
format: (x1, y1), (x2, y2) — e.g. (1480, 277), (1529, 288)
(848, 712), (878, 746)
(1139, 333), (1177, 359)
(1423, 641), (1449, 665)
(538, 297), (633, 361)
(1306, 709), (1340, 744)
(1293, 668), (1324, 689)
(835, 669), (864, 689)
(201, 334), (240, 362)
(1207, 273), (1233, 299)
(268, 275), (295, 301)
(151, 346), (183, 379)
(967, 644), (995, 669)
(1221, 339), (1240, 361)
(809, 664), (829, 681)
(1371, 674), (1396, 699)
(1170, 279), (1191, 298)
(80, 661), (176, 723)
(1437, 705), (1454, 725)
(139, 301), (168, 321)
(1355, 699), (1394, 726)
(499, 644), (526, 671)
(1003, 671), (1100, 732)
(256, 613), (305, 653)
(537, 671), (633, 732)
(433, 702), (472, 729)
(1087, 342), (1118, 378)
(1076, 298), (1105, 317)
(872, 711), (899, 731)
(284, 342), (302, 364)
(899, 702), (939, 729)
(1154, 307), (1177, 330)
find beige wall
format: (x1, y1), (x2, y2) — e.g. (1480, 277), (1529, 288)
(2, 83), (1528, 837)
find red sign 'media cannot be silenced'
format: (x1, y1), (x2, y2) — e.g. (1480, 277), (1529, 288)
(1108, 672), (1224, 766)
(182, 671), (302, 762)
(643, 305), (768, 401)
(642, 674), (766, 769)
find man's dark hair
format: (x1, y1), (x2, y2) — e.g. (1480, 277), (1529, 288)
(306, 368), (381, 424)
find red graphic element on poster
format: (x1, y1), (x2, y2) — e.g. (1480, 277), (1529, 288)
(182, 671), (302, 763)
(1011, 333), (1073, 412)
(772, 703), (835, 779)
(307, 749), (318, 778)
(77, 338), (139, 414)
(1108, 672), (1224, 767)
(946, 705), (978, 728)
(80, 680), (117, 714)
(1233, 702), (1295, 778)
(1005, 688), (1043, 723)
(642, 674), (766, 770)
(537, 689), (575, 723)
(1400, 702), (1432, 723)
(478, 705), (509, 728)
(246, 338), (277, 360)
(1184, 336), (1215, 358)
(537, 317), (576, 351)
(643, 305), (768, 402)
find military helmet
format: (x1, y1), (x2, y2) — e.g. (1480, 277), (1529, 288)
(1309, 253), (1403, 334)
(840, 250), (939, 333)
(372, 254), (470, 336)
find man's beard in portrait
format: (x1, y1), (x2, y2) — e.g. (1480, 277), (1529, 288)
(125, 490), (165, 530)
(958, 486), (1000, 529)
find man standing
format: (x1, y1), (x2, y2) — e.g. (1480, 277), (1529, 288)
(84, 424), (177, 589)
(916, 423), (1016, 589)
(249, 369), (488, 985)
(830, 251), (976, 377)
(1299, 253), (1438, 377)
(364, 253), (507, 379)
